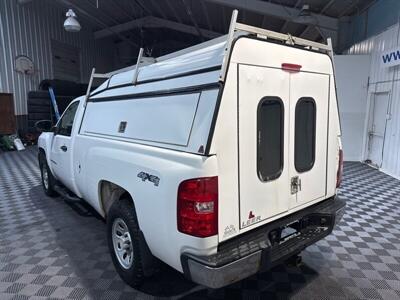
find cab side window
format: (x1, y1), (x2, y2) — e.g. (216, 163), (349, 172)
(57, 102), (79, 137)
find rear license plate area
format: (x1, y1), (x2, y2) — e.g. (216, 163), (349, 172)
(268, 214), (333, 246)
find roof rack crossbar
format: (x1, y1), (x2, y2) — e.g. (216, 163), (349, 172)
(84, 68), (111, 106)
(219, 9), (333, 82)
(234, 22), (330, 51)
(219, 9), (238, 82)
(132, 48), (144, 85)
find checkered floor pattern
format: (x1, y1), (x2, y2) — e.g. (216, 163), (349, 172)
(1, 147), (400, 299)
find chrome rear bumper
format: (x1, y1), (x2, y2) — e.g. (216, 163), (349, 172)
(186, 251), (262, 289)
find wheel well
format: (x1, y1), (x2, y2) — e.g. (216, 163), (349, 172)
(99, 181), (131, 217)
(100, 181), (156, 275)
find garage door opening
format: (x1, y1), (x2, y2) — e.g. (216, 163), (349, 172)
(51, 40), (81, 83)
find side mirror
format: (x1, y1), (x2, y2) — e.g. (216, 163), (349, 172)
(34, 120), (53, 133)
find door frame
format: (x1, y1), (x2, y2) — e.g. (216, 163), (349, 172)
(362, 88), (391, 167)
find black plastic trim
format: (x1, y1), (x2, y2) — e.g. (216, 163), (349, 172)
(220, 195), (344, 253)
(90, 65), (222, 98)
(88, 83), (219, 102)
(204, 83), (223, 155)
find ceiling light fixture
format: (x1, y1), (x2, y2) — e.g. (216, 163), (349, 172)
(294, 4), (316, 24)
(64, 9), (81, 32)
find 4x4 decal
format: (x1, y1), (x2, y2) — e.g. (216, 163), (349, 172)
(137, 172), (160, 187)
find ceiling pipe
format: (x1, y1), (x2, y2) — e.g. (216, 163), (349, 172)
(17, 0), (33, 4)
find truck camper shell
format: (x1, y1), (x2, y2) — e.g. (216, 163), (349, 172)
(80, 10), (335, 156)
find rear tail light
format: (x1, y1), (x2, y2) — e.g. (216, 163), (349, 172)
(177, 176), (218, 238)
(336, 149), (344, 188)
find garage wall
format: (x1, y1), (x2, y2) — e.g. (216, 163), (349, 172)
(347, 23), (400, 179)
(0, 0), (113, 117)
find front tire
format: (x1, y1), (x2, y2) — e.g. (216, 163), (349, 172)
(107, 198), (145, 287)
(39, 151), (56, 197)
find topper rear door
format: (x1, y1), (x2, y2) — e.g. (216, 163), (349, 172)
(238, 64), (293, 229)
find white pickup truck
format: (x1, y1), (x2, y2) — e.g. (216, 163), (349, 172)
(38, 13), (345, 289)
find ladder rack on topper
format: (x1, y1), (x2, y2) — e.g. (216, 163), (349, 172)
(84, 9), (334, 105)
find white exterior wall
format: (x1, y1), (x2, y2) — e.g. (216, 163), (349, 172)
(347, 24), (400, 179)
(0, 0), (113, 116)
(334, 55), (371, 161)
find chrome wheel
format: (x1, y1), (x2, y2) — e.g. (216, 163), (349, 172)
(42, 164), (49, 190)
(112, 218), (133, 269)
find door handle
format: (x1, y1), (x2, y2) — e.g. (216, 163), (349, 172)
(291, 176), (299, 194)
(60, 145), (67, 152)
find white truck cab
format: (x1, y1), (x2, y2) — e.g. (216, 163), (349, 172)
(38, 11), (345, 289)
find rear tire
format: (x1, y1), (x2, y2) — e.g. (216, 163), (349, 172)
(107, 198), (145, 287)
(39, 151), (57, 197)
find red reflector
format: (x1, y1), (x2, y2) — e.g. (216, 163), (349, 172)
(177, 176), (218, 238)
(336, 149), (344, 188)
(281, 63), (302, 72)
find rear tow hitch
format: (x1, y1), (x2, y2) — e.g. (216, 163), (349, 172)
(285, 254), (302, 267)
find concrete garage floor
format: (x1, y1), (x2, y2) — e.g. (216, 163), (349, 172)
(1, 147), (400, 300)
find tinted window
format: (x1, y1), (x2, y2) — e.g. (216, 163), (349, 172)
(295, 97), (316, 172)
(257, 97), (284, 181)
(57, 101), (79, 136)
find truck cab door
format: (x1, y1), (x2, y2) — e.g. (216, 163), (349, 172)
(50, 101), (79, 192)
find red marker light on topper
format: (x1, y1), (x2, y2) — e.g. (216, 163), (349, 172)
(281, 63), (302, 72)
